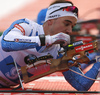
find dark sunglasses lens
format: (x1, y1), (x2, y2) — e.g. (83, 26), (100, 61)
(67, 6), (76, 12)
(67, 6), (78, 16)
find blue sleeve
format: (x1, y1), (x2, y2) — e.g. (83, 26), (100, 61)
(1, 19), (39, 52)
(63, 61), (100, 91)
(57, 52), (100, 91)
(1, 37), (39, 52)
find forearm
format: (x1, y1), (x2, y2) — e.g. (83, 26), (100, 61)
(63, 62), (100, 91)
(1, 31), (40, 51)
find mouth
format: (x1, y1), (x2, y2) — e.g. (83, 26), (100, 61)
(65, 32), (71, 35)
(66, 32), (69, 34)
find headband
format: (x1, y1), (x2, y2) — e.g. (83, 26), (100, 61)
(45, 3), (78, 22)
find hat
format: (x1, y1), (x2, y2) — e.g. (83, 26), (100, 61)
(45, 3), (78, 22)
(37, 8), (48, 25)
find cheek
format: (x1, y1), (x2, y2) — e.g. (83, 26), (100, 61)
(52, 20), (65, 34)
(55, 24), (65, 31)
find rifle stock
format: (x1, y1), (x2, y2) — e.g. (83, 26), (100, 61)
(21, 40), (99, 83)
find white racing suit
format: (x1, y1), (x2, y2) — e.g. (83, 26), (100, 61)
(0, 18), (100, 91)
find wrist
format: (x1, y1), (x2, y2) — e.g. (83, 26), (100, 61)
(45, 35), (52, 45)
(39, 34), (45, 46)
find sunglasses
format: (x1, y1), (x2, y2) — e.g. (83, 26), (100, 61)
(49, 6), (78, 17)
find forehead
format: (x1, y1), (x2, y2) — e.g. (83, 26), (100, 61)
(59, 16), (77, 24)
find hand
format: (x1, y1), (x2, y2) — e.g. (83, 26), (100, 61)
(46, 32), (70, 46)
(87, 52), (97, 61)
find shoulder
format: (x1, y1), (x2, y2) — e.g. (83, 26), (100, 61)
(24, 18), (40, 27)
(11, 18), (39, 26)
(15, 18), (41, 30)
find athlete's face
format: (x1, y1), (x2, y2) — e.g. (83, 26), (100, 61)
(47, 16), (77, 35)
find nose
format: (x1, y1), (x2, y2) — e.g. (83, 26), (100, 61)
(65, 26), (72, 34)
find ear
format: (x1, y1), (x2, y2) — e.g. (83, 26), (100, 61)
(48, 20), (53, 25)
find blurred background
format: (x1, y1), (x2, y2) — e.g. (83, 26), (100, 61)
(0, 0), (100, 32)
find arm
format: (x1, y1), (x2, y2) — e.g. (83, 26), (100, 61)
(63, 53), (100, 91)
(1, 18), (41, 51)
(57, 40), (100, 91)
(1, 18), (70, 52)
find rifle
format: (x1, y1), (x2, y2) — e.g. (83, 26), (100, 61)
(20, 40), (99, 83)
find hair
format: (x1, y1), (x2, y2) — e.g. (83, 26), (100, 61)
(50, 0), (73, 6)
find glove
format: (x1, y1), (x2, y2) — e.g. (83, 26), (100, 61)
(68, 52), (97, 67)
(45, 32), (70, 46)
(87, 52), (97, 61)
